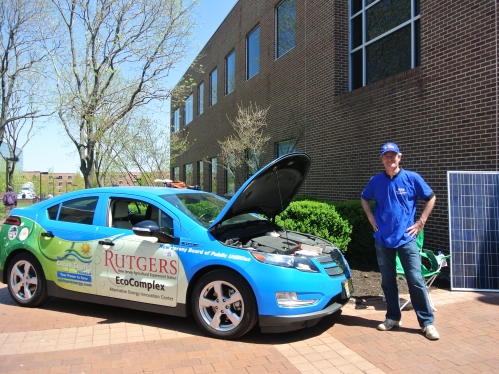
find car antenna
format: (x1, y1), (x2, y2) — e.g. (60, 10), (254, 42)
(274, 167), (290, 251)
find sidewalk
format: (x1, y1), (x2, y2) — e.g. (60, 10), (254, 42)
(0, 283), (497, 373)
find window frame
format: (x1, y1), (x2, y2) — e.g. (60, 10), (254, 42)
(276, 139), (297, 158)
(210, 158), (217, 193)
(349, 0), (421, 90)
(210, 68), (218, 106)
(185, 93), (193, 125)
(173, 108), (180, 133)
(172, 166), (180, 181)
(185, 163), (193, 186)
(275, 0), (297, 59)
(197, 82), (204, 116)
(225, 50), (236, 95)
(246, 150), (260, 179)
(246, 26), (261, 80)
(225, 155), (235, 195)
(197, 160), (204, 190)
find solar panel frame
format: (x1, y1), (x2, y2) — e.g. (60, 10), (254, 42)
(448, 171), (499, 292)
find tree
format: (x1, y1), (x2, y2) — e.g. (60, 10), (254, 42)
(94, 113), (191, 187)
(1, 0), (55, 183)
(47, 0), (199, 188)
(2, 104), (37, 189)
(218, 102), (271, 188)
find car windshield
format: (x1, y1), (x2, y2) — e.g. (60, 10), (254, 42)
(161, 192), (264, 228)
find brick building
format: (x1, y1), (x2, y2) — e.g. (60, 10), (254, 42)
(171, 0), (498, 252)
(21, 171), (143, 197)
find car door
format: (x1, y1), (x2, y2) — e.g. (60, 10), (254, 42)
(94, 195), (180, 307)
(36, 195), (100, 294)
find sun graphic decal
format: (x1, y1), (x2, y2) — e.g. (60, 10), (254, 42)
(81, 243), (91, 255)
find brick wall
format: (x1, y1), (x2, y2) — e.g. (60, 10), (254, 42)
(172, 0), (498, 252)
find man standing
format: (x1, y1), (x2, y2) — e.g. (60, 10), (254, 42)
(361, 143), (439, 340)
(3, 186), (18, 217)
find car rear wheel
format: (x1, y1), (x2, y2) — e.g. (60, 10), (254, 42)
(192, 270), (258, 339)
(7, 252), (49, 307)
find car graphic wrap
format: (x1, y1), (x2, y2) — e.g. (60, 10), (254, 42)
(95, 237), (180, 306)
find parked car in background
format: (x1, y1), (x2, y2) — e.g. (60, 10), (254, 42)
(17, 182), (36, 199)
(0, 153), (352, 339)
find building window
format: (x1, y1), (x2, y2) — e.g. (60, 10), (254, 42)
(210, 68), (217, 106)
(173, 108), (180, 132)
(276, 139), (297, 157)
(185, 94), (193, 125)
(226, 155), (235, 194)
(350, 0), (420, 90)
(197, 160), (204, 190)
(173, 166), (179, 181)
(276, 0), (296, 59)
(210, 158), (217, 193)
(185, 164), (193, 186)
(247, 26), (260, 80)
(225, 51), (236, 95)
(247, 150), (260, 178)
(197, 82), (204, 115)
(68, 176), (72, 180)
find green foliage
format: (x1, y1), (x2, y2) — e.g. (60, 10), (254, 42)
(331, 200), (377, 265)
(184, 199), (219, 219)
(275, 200), (352, 253)
(292, 195), (318, 202)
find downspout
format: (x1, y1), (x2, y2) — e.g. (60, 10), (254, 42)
(303, 0), (307, 194)
(495, 0), (498, 170)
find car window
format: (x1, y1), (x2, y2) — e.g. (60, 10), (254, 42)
(109, 197), (174, 235)
(47, 197), (98, 225)
(161, 193), (263, 228)
(146, 205), (174, 236)
(47, 204), (59, 220)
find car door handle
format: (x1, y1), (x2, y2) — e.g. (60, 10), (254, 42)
(41, 231), (54, 238)
(98, 240), (115, 246)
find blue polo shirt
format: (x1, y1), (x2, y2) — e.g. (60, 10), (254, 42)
(361, 169), (434, 248)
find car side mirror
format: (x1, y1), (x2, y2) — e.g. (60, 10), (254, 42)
(132, 220), (178, 244)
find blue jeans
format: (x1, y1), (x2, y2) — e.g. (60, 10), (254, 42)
(375, 240), (434, 327)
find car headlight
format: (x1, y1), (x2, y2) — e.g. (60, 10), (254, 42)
(276, 292), (319, 307)
(250, 252), (320, 273)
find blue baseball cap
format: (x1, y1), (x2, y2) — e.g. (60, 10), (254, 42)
(380, 142), (400, 155)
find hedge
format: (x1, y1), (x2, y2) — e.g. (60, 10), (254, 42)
(330, 200), (377, 265)
(275, 200), (352, 253)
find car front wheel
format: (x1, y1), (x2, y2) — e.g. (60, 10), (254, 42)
(7, 252), (49, 307)
(192, 270), (258, 339)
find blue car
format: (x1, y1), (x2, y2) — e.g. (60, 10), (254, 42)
(0, 153), (352, 339)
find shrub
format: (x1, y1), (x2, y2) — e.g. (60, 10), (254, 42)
(330, 200), (377, 265)
(275, 200), (352, 253)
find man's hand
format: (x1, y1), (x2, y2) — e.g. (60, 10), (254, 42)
(407, 219), (424, 238)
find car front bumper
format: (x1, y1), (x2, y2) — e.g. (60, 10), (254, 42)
(258, 295), (350, 333)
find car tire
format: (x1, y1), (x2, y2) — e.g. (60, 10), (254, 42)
(192, 269), (258, 339)
(7, 252), (50, 307)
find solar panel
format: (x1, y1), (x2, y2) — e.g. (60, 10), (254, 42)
(447, 171), (499, 292)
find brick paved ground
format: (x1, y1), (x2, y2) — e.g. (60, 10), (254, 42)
(0, 283), (498, 373)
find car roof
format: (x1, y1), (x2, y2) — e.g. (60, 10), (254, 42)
(69, 186), (203, 196)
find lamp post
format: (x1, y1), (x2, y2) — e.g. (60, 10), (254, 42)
(39, 172), (48, 200)
(5, 157), (19, 192)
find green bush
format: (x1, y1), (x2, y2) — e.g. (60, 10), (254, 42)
(275, 200), (352, 253)
(331, 200), (377, 265)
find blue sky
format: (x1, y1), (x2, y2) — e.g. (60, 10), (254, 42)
(22, 0), (239, 173)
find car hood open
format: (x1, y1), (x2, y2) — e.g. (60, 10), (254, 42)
(209, 152), (311, 229)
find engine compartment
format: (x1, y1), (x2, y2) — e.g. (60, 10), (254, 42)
(211, 220), (339, 256)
